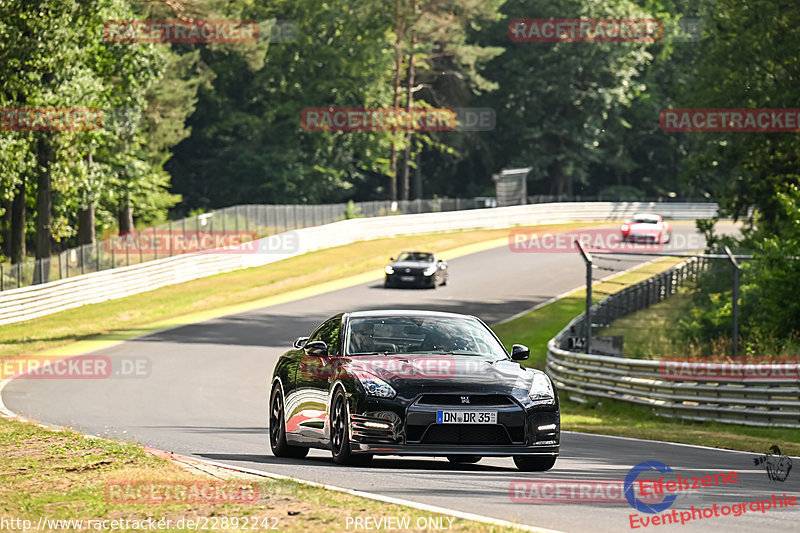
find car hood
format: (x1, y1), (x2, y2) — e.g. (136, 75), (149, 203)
(341, 354), (535, 393)
(626, 223), (661, 233)
(390, 261), (436, 269)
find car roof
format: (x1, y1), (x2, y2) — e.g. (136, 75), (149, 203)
(346, 309), (477, 320)
(398, 250), (434, 255)
(632, 213), (661, 219)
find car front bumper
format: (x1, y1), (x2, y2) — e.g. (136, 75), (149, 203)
(350, 442), (558, 456)
(386, 274), (435, 287)
(346, 394), (560, 456)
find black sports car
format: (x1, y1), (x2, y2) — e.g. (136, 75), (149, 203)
(384, 251), (448, 288)
(269, 310), (560, 471)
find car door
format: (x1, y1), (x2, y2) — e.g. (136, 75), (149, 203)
(288, 315), (343, 443)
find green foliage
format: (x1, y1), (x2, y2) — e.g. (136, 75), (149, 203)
(674, 0), (800, 354)
(343, 200), (364, 219)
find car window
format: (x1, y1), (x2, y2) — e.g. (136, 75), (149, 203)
(346, 316), (504, 358)
(308, 315), (342, 355)
(397, 252), (434, 262)
(632, 216), (659, 224)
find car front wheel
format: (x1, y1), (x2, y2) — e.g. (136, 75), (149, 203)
(330, 389), (372, 466)
(513, 455), (556, 471)
(270, 386), (309, 458)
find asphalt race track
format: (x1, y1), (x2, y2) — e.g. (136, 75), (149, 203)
(5, 221), (797, 532)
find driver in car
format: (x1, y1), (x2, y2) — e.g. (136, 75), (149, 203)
(349, 322), (376, 354)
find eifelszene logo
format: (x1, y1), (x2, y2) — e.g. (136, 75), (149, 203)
(753, 446), (792, 482)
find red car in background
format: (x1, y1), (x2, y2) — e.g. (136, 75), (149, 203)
(620, 213), (672, 243)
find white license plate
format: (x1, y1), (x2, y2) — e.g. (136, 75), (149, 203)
(400, 276), (416, 281)
(436, 410), (497, 424)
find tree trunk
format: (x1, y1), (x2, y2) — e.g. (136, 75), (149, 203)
(414, 152), (422, 199)
(389, 0), (405, 204)
(10, 180), (25, 264)
(35, 134), (53, 284)
(78, 153), (96, 245)
(1, 199), (10, 258)
(78, 203), (96, 245)
(401, 17), (416, 202)
(118, 197), (134, 234)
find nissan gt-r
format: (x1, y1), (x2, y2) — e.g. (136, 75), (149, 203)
(269, 310), (560, 471)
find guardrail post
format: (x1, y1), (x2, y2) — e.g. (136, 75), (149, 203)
(576, 241), (593, 355)
(724, 246), (741, 357)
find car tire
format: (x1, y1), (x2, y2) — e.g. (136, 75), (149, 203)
(447, 455), (480, 464)
(330, 389), (372, 466)
(270, 386), (309, 459)
(384, 278), (391, 288)
(513, 455), (556, 472)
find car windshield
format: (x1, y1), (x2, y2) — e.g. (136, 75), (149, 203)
(632, 216), (659, 224)
(346, 316), (505, 358)
(396, 252), (434, 262)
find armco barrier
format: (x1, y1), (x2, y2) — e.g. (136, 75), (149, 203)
(546, 258), (800, 428)
(0, 201), (717, 326)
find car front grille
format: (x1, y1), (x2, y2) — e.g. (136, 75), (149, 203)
(405, 423), (525, 445)
(396, 267), (426, 275)
(415, 394), (516, 407)
(421, 424), (511, 445)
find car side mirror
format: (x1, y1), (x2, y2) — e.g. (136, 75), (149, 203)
(304, 340), (328, 356)
(511, 344), (530, 361)
(293, 336), (309, 349)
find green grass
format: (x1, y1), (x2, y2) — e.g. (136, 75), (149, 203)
(492, 258), (800, 456)
(560, 398), (800, 456)
(0, 418), (526, 533)
(601, 289), (694, 359)
(493, 258), (684, 369)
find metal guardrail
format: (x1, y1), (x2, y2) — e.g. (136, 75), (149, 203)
(0, 198), (477, 291)
(546, 258), (800, 428)
(0, 201), (719, 326)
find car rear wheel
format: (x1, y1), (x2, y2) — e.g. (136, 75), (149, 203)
(447, 455), (481, 464)
(270, 387), (309, 458)
(513, 455), (556, 472)
(330, 389), (372, 466)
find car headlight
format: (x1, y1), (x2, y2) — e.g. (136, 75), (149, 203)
(423, 265), (437, 276)
(354, 372), (396, 398)
(385, 265), (394, 274)
(529, 373), (555, 403)
(621, 224), (629, 232)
